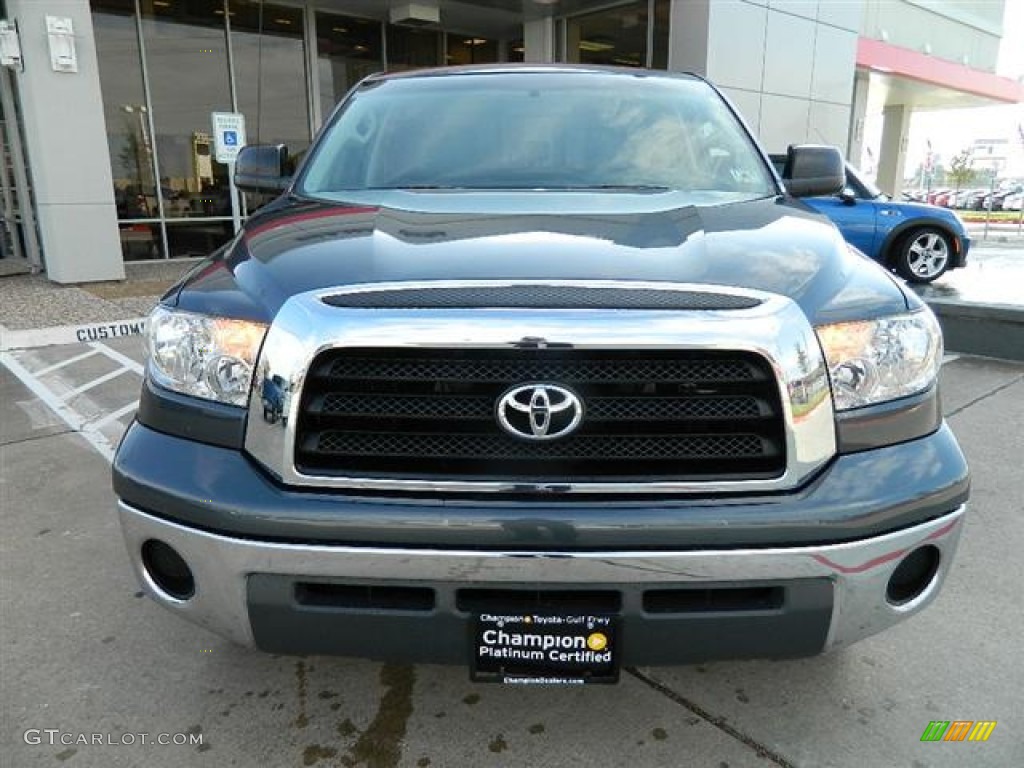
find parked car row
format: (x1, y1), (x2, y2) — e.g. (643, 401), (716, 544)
(902, 184), (1024, 211)
(999, 191), (1024, 210)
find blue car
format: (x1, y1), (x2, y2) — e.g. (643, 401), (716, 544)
(773, 156), (970, 283)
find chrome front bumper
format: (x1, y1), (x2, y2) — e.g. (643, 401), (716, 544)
(118, 501), (965, 660)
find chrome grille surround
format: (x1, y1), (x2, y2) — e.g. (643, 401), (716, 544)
(244, 280), (836, 493)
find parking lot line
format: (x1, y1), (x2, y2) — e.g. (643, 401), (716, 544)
(0, 350), (116, 461)
(93, 400), (141, 428)
(89, 341), (145, 375)
(33, 348), (101, 376)
(63, 366), (132, 398)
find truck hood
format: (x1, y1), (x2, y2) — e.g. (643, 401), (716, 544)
(173, 191), (910, 326)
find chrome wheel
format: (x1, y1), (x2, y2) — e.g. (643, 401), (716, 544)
(897, 229), (951, 283)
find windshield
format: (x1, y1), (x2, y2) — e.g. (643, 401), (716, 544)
(299, 72), (776, 199)
(846, 162), (885, 200)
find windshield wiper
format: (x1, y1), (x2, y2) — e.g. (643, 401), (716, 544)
(363, 185), (466, 191)
(554, 184), (670, 192)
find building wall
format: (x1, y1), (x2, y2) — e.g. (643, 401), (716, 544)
(861, 0), (1003, 72)
(8, 0), (1010, 282)
(7, 0), (123, 282)
(669, 0), (862, 155)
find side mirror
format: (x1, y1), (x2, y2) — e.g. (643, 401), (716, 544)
(838, 187), (857, 205)
(782, 144), (844, 197)
(235, 144), (290, 194)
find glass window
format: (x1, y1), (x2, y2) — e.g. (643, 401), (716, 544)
(93, 0), (152, 220)
(301, 73), (776, 199)
(229, 1), (310, 152)
(119, 222), (162, 260)
(165, 219), (234, 259)
(446, 35), (499, 66)
(508, 39), (524, 63)
(565, 2), (648, 68)
(92, 0), (161, 259)
(140, 2), (232, 219)
(316, 13), (383, 117)
(386, 25), (440, 71)
(652, 0), (671, 70)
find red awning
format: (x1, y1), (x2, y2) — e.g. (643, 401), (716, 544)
(857, 37), (1024, 104)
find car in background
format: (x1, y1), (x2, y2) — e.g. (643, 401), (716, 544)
(949, 189), (972, 209)
(987, 184), (1023, 211)
(1003, 191), (1024, 211)
(772, 156), (969, 283)
(958, 189), (984, 209)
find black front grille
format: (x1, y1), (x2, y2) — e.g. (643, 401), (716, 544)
(295, 349), (786, 483)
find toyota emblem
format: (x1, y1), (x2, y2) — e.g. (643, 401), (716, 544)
(496, 384), (584, 441)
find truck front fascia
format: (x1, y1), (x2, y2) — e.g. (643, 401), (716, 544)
(113, 420), (968, 551)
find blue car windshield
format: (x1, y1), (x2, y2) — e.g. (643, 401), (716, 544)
(299, 72), (777, 200)
(846, 162), (885, 200)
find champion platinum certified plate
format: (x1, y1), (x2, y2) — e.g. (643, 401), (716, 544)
(472, 612), (619, 685)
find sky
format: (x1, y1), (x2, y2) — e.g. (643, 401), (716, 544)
(861, 0), (1024, 183)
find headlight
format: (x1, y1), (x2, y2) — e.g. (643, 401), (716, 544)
(816, 309), (942, 411)
(146, 306), (267, 406)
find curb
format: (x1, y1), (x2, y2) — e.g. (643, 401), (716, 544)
(926, 299), (1024, 362)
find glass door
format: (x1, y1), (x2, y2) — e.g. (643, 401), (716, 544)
(0, 63), (40, 269)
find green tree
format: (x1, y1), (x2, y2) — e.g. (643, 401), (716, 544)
(947, 149), (976, 192)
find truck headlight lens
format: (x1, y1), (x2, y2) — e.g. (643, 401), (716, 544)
(146, 306), (267, 407)
(816, 309), (942, 411)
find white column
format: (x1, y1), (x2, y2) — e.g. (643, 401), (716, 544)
(523, 17), (554, 63)
(8, 0), (124, 283)
(847, 70), (870, 165)
(876, 103), (911, 197)
(667, 0), (710, 75)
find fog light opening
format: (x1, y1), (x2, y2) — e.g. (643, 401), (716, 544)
(886, 545), (940, 606)
(141, 539), (195, 601)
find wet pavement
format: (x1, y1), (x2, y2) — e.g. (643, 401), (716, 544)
(911, 239), (1024, 308)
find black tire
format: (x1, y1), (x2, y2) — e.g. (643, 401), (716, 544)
(893, 228), (952, 283)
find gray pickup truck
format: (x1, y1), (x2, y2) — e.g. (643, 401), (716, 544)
(112, 66), (969, 685)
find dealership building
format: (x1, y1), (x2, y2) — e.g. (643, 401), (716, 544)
(1, 0), (1021, 283)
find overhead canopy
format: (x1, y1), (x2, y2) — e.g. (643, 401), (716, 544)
(857, 37), (1024, 111)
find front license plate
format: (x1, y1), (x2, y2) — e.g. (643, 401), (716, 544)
(471, 613), (619, 685)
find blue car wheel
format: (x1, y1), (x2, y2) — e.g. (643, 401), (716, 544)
(894, 227), (951, 283)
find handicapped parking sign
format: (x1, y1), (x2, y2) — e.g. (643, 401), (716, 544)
(211, 112), (246, 163)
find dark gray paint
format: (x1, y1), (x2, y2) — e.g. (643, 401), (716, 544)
(136, 377), (246, 450)
(247, 574), (833, 663)
(835, 386), (942, 453)
(112, 422), (968, 549)
(167, 195), (911, 328)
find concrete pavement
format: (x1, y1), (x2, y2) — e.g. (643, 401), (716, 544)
(1, 340), (1022, 768)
